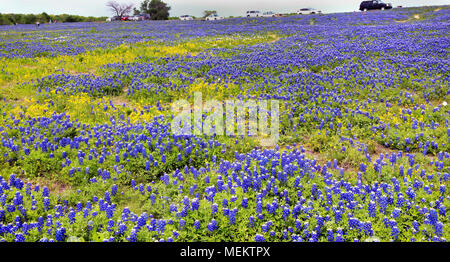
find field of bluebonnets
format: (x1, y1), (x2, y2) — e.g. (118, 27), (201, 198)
(0, 6), (449, 242)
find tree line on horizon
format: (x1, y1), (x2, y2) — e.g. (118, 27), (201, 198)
(107, 0), (171, 20)
(0, 0), (314, 26)
(0, 12), (107, 25)
(108, 0), (223, 20)
(0, 0), (177, 25)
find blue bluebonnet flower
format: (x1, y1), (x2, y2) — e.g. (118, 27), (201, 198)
(262, 222), (270, 233)
(46, 215), (53, 227)
(68, 209), (76, 224)
(169, 203), (178, 213)
(42, 186), (49, 197)
(348, 217), (360, 230)
(435, 221), (443, 237)
(43, 197), (50, 211)
(106, 219), (115, 232)
(107, 185), (117, 198)
(309, 231), (318, 242)
(363, 221), (373, 236)
(179, 219), (186, 229)
(327, 229), (334, 242)
(191, 198), (199, 211)
(194, 220), (201, 230)
(208, 219), (217, 232)
(248, 216), (255, 228)
(222, 198), (228, 208)
(392, 208), (401, 219)
(391, 226), (399, 240)
(157, 220), (166, 233)
(211, 202), (218, 215)
(127, 229), (138, 242)
(55, 227), (66, 242)
(150, 193), (156, 205)
(368, 201), (377, 218)
(282, 206), (290, 220)
(14, 233), (25, 242)
(76, 202), (83, 212)
(255, 234), (265, 242)
(228, 208), (237, 225)
(256, 200), (263, 213)
(438, 204), (446, 217)
(136, 213), (147, 229)
(428, 208), (438, 225)
(116, 222), (127, 235)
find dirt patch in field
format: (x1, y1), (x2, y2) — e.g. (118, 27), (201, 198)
(21, 65), (39, 70)
(395, 14), (421, 23)
(268, 34), (281, 44)
(47, 180), (72, 195)
(279, 140), (358, 174)
(66, 69), (97, 76)
(372, 143), (399, 157)
(110, 95), (131, 107)
(20, 175), (73, 195)
(369, 141), (439, 163)
(109, 86), (131, 107)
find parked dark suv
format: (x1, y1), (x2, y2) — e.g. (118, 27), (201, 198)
(359, 0), (392, 11)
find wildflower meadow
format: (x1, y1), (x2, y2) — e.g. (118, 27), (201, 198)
(0, 6), (449, 243)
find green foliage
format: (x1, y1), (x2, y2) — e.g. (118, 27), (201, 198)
(0, 13), (107, 25)
(137, 0), (171, 20)
(203, 10), (217, 18)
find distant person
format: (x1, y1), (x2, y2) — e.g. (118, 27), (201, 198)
(36, 21), (40, 27)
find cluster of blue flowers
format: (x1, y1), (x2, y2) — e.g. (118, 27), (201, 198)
(0, 142), (448, 241)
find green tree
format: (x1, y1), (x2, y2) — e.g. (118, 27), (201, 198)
(5, 14), (15, 25)
(0, 13), (6, 25)
(64, 15), (80, 22)
(138, 0), (170, 20)
(106, 1), (133, 18)
(24, 14), (37, 24)
(203, 10), (217, 18)
(41, 12), (51, 23)
(10, 14), (23, 24)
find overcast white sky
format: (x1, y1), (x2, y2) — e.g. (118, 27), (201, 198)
(0, 0), (449, 17)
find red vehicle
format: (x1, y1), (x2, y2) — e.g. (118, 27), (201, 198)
(121, 16), (130, 21)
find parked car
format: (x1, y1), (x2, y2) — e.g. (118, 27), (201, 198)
(359, 0), (392, 11)
(179, 15), (194, 20)
(121, 16), (130, 21)
(297, 8), (321, 15)
(205, 14), (224, 21)
(129, 16), (139, 21)
(135, 14), (150, 20)
(262, 11), (276, 17)
(107, 16), (121, 22)
(246, 11), (261, 17)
